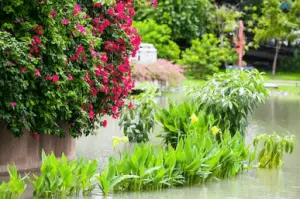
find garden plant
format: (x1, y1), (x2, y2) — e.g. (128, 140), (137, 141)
(0, 165), (27, 199)
(188, 69), (269, 136)
(119, 84), (158, 142)
(0, 0), (146, 138)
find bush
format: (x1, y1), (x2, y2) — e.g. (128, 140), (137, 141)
(134, 20), (180, 61)
(179, 34), (236, 79)
(119, 85), (157, 143)
(188, 70), (269, 136)
(0, 0), (145, 137)
(132, 59), (185, 86)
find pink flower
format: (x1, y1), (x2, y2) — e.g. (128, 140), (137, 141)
(35, 69), (41, 77)
(93, 3), (102, 8)
(128, 7), (135, 16)
(103, 120), (107, 127)
(11, 102), (16, 107)
(50, 10), (57, 18)
(101, 53), (108, 63)
(89, 110), (95, 120)
(19, 67), (26, 72)
(68, 74), (73, 80)
(73, 4), (82, 16)
(128, 102), (134, 110)
(52, 75), (59, 83)
(62, 19), (70, 25)
(76, 25), (86, 34)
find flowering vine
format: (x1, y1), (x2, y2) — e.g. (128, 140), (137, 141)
(0, 0), (153, 138)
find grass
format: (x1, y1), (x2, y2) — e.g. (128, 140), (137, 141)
(182, 78), (205, 87)
(263, 72), (300, 81)
(181, 73), (300, 96)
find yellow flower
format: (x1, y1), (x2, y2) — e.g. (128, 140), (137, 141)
(211, 126), (220, 135)
(113, 137), (119, 149)
(190, 113), (198, 123)
(113, 136), (129, 149)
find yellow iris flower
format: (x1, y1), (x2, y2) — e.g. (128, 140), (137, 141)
(190, 113), (198, 123)
(211, 126), (220, 135)
(113, 136), (129, 149)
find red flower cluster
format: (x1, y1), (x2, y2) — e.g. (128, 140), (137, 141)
(30, 26), (43, 54)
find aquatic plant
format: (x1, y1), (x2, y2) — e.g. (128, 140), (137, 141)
(156, 101), (216, 147)
(188, 69), (269, 136)
(119, 84), (158, 142)
(0, 165), (27, 199)
(253, 133), (296, 168)
(98, 130), (251, 194)
(29, 151), (98, 198)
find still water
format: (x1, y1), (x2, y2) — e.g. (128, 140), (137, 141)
(23, 95), (300, 198)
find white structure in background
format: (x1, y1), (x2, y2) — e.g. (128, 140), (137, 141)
(130, 43), (168, 90)
(130, 43), (157, 64)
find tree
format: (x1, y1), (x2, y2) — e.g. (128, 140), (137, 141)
(134, 0), (211, 46)
(253, 0), (300, 76)
(210, 3), (241, 65)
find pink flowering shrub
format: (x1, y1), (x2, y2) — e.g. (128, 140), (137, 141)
(132, 59), (185, 85)
(0, 0), (153, 138)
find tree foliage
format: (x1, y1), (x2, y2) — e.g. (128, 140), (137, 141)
(179, 34), (236, 79)
(135, 0), (211, 44)
(134, 20), (180, 61)
(252, 0), (300, 76)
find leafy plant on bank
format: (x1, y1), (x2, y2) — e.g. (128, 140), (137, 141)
(0, 165), (27, 199)
(134, 20), (181, 61)
(98, 130), (251, 194)
(179, 34), (236, 79)
(119, 84), (158, 143)
(156, 101), (216, 147)
(29, 151), (98, 198)
(188, 70), (269, 136)
(0, 0), (149, 138)
(253, 133), (296, 168)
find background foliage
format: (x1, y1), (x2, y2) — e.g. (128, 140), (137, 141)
(134, 20), (180, 61)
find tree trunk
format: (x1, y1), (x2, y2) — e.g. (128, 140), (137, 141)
(272, 40), (282, 77)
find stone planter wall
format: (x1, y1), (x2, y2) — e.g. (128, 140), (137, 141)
(0, 121), (76, 175)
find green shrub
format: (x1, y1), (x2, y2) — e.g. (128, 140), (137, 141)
(119, 85), (158, 143)
(188, 70), (269, 136)
(29, 151), (98, 198)
(0, 165), (27, 199)
(98, 130), (251, 194)
(156, 102), (216, 147)
(179, 34), (236, 79)
(278, 50), (300, 72)
(134, 20), (180, 61)
(253, 133), (296, 168)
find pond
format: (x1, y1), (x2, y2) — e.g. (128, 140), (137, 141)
(21, 95), (300, 198)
